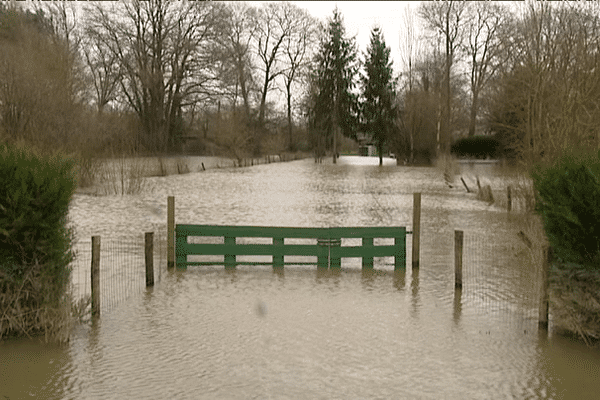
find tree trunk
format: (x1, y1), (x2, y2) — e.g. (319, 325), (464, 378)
(333, 126), (338, 163)
(468, 90), (478, 137)
(287, 83), (293, 150)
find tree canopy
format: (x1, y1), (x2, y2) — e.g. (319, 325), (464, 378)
(360, 26), (397, 165)
(310, 7), (359, 163)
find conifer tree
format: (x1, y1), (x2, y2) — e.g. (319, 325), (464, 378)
(361, 26), (397, 166)
(311, 7), (359, 163)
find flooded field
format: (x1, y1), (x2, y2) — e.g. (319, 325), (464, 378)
(1, 156), (599, 399)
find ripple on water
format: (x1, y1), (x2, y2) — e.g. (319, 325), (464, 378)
(22, 156), (594, 399)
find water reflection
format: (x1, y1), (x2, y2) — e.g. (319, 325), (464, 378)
(453, 287), (463, 325)
(411, 266), (420, 319)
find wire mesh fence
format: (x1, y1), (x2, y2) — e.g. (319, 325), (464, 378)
(460, 230), (544, 329)
(68, 223), (547, 330)
(70, 231), (168, 314)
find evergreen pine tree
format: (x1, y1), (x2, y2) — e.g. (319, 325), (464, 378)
(361, 26), (397, 166)
(311, 7), (359, 163)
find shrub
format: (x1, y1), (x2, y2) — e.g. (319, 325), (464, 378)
(532, 150), (600, 268)
(450, 135), (500, 159)
(0, 142), (77, 340)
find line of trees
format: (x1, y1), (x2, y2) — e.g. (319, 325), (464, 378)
(3, 2), (599, 168)
(405, 1), (600, 167)
(307, 1), (600, 167)
(0, 1), (321, 160)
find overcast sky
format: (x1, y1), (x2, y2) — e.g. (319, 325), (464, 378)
(288, 1), (423, 75)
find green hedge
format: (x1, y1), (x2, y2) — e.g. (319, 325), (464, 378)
(532, 150), (600, 268)
(0, 143), (77, 340)
(450, 136), (500, 159)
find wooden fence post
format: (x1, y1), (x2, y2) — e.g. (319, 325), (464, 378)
(507, 186), (512, 212)
(145, 232), (154, 287)
(412, 193), (421, 269)
(91, 236), (101, 317)
(539, 245), (550, 330)
(454, 230), (463, 289)
(167, 196), (174, 269)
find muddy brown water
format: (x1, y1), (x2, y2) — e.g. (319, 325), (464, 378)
(1, 156), (599, 399)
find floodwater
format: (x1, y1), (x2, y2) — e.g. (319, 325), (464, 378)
(2, 156), (600, 399)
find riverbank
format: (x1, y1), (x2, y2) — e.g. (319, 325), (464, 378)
(74, 151), (311, 196)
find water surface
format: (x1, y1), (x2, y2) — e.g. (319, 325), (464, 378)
(1, 156), (599, 399)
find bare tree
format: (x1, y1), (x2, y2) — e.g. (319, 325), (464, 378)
(255, 2), (294, 128)
(280, 5), (319, 150)
(462, 2), (505, 137)
(0, 2), (83, 148)
(82, 25), (121, 113)
(490, 1), (600, 166)
(418, 0), (467, 153)
(84, 0), (224, 153)
(399, 4), (423, 163)
(215, 2), (259, 120)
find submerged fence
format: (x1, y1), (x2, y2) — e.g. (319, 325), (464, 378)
(70, 231), (167, 316)
(456, 229), (549, 329)
(71, 195), (550, 331)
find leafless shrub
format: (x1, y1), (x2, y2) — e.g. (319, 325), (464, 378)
(97, 156), (148, 195)
(434, 153), (460, 187)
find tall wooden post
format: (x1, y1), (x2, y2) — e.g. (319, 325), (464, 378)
(145, 232), (154, 286)
(454, 230), (463, 289)
(412, 193), (421, 269)
(539, 245), (550, 330)
(91, 236), (101, 317)
(167, 196), (175, 269)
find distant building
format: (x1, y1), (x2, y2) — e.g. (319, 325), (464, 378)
(356, 131), (377, 157)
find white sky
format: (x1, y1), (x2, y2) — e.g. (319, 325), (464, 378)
(289, 1), (422, 75)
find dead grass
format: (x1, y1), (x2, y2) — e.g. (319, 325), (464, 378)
(434, 153), (460, 187)
(97, 156), (148, 195)
(0, 265), (86, 343)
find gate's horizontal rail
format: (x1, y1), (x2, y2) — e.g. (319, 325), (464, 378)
(178, 243), (402, 257)
(175, 224), (406, 269)
(176, 224), (404, 239)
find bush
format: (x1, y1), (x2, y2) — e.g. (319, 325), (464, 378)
(532, 150), (600, 268)
(450, 135), (500, 159)
(0, 142), (77, 340)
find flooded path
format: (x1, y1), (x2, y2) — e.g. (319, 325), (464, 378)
(1, 156), (599, 399)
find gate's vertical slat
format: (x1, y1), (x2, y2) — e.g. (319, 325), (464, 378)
(273, 237), (284, 269)
(362, 237), (374, 269)
(167, 196), (175, 270)
(395, 229), (406, 270)
(330, 238), (341, 269)
(224, 236), (236, 269)
(317, 237), (329, 269)
(175, 227), (188, 268)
